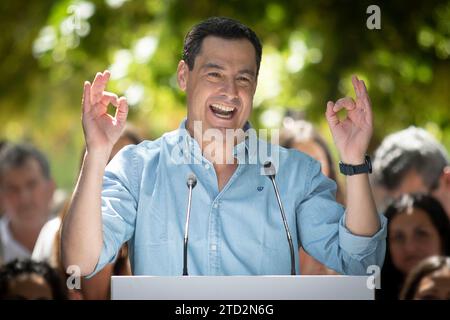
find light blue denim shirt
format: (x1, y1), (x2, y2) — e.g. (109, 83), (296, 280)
(90, 119), (387, 277)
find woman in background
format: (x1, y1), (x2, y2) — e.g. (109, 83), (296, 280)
(377, 194), (450, 299)
(280, 117), (344, 275)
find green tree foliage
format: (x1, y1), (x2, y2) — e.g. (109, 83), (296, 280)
(1, 0), (449, 189)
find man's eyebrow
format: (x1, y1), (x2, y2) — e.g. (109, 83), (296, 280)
(201, 63), (256, 77)
(238, 69), (256, 77)
(201, 63), (225, 70)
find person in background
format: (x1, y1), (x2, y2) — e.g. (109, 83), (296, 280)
(0, 143), (55, 265)
(279, 117), (343, 275)
(0, 140), (8, 219)
(371, 126), (450, 217)
(0, 258), (67, 300)
(33, 125), (143, 299)
(280, 117), (344, 204)
(400, 255), (450, 300)
(377, 194), (450, 300)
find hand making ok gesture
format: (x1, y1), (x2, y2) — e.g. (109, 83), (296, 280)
(325, 75), (373, 164)
(81, 70), (128, 155)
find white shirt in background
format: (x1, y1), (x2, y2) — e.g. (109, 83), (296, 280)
(0, 216), (32, 264)
(0, 215), (59, 266)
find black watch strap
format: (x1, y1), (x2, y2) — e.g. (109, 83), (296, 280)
(339, 155), (372, 176)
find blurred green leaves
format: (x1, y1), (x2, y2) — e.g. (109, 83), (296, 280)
(1, 0), (449, 190)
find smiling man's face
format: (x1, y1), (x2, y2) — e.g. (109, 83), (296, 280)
(178, 36), (258, 137)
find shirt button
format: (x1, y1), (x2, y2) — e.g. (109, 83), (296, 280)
(204, 164), (210, 170)
(210, 244), (217, 251)
(213, 203), (218, 208)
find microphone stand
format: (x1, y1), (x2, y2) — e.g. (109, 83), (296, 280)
(183, 173), (197, 276)
(264, 162), (296, 275)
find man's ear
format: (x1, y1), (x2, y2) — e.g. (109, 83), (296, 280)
(252, 78), (258, 95)
(45, 179), (56, 200)
(177, 60), (189, 91)
(432, 166), (450, 200)
(442, 166), (450, 189)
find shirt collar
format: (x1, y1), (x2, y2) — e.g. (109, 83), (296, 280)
(177, 118), (257, 165)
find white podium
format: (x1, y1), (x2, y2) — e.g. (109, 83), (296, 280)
(111, 276), (374, 300)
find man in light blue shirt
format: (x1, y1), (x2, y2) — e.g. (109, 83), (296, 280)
(62, 17), (386, 277)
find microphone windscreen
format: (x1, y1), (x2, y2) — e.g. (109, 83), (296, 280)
(262, 161), (276, 176)
(187, 173), (197, 188)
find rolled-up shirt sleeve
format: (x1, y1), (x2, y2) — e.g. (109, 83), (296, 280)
(86, 146), (138, 278)
(339, 211), (387, 262)
(296, 158), (387, 275)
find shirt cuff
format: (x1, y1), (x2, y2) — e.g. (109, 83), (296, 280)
(338, 212), (387, 257)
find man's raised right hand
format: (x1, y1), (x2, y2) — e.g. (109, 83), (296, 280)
(81, 70), (128, 157)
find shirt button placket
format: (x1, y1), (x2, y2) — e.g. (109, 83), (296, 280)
(209, 200), (220, 274)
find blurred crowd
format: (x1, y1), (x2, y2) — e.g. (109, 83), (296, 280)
(0, 120), (449, 300)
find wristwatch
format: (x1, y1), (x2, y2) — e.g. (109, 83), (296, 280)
(339, 155), (372, 175)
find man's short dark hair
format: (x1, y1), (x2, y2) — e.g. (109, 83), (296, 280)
(0, 143), (51, 181)
(373, 126), (449, 191)
(182, 17), (263, 76)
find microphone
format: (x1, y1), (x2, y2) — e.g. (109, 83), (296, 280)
(183, 173), (197, 276)
(263, 161), (296, 275)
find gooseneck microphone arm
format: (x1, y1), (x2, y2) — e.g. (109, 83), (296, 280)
(263, 161), (296, 275)
(183, 173), (197, 276)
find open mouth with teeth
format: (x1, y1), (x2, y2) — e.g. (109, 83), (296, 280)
(209, 103), (236, 119)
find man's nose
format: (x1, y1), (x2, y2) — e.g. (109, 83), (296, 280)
(17, 187), (32, 204)
(221, 79), (239, 99)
